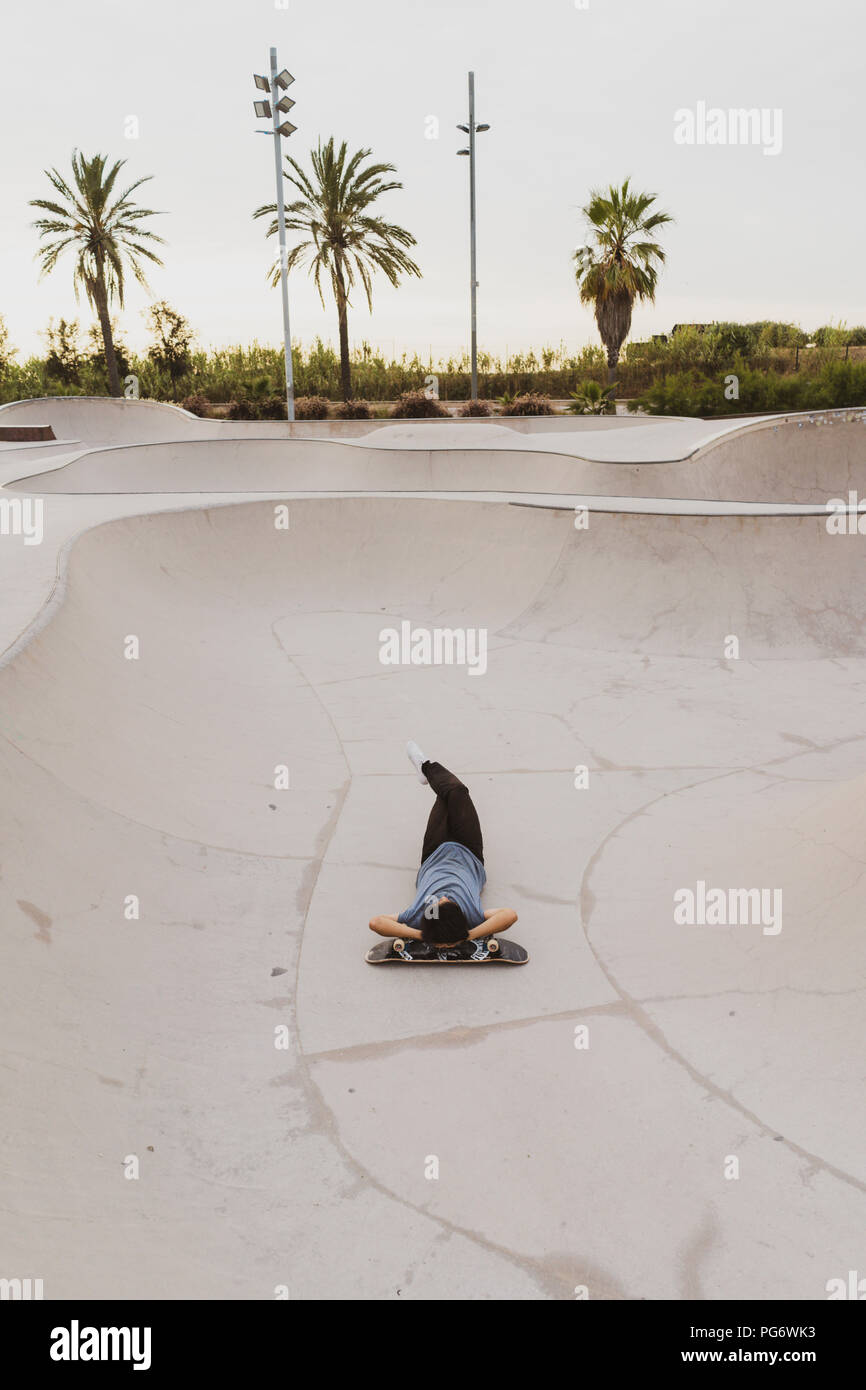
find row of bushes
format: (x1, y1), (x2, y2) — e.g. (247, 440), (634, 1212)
(3, 333), (865, 408)
(390, 390), (557, 417)
(8, 348), (861, 408)
(621, 325), (866, 395)
(4, 312), (866, 410)
(182, 392), (381, 421)
(181, 390), (562, 420)
(149, 326), (866, 402)
(0, 323), (611, 405)
(630, 360), (866, 417)
(0, 351), (605, 406)
(186, 364), (866, 420)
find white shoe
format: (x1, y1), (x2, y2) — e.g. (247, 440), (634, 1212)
(406, 740), (428, 784)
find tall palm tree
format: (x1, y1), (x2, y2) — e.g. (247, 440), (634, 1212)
(573, 178), (673, 389)
(30, 151), (164, 396)
(254, 138), (421, 401)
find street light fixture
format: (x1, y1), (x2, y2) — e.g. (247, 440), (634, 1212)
(456, 71), (489, 401)
(252, 47), (298, 422)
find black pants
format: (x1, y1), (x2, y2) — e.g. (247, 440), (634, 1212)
(420, 761), (484, 865)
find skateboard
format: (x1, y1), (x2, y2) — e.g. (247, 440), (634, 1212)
(366, 937), (529, 965)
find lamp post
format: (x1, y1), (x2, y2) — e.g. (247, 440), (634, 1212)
(253, 49), (297, 421)
(457, 71), (490, 401)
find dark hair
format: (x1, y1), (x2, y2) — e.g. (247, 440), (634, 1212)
(421, 900), (469, 944)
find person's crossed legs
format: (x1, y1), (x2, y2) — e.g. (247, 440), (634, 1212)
(420, 760), (484, 865)
(367, 746), (515, 946)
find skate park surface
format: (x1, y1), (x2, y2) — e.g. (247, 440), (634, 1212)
(1, 396), (865, 1300)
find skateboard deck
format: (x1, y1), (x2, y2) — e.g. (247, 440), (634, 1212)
(366, 937), (529, 965)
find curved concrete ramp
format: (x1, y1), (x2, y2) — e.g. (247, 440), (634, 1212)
(2, 492), (865, 1299)
(8, 409), (866, 504)
(0, 395), (216, 443)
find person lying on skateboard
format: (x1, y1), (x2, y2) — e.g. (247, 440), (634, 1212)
(369, 743), (518, 949)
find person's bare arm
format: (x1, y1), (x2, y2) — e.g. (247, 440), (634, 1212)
(369, 914), (423, 940)
(467, 908), (518, 940)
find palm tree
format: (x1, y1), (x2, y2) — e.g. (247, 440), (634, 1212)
(30, 151), (164, 397)
(573, 178), (673, 389)
(254, 138), (421, 401)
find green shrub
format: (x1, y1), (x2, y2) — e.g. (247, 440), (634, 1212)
(258, 394), (287, 420)
(225, 398), (257, 420)
(566, 381), (617, 415)
(293, 395), (331, 420)
(629, 359), (866, 417)
(44, 318), (84, 386)
(389, 390), (449, 418)
(180, 393), (211, 417)
(499, 392), (555, 416)
(146, 302), (194, 383)
(812, 324), (849, 348)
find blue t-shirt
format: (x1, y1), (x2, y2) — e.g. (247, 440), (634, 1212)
(398, 841), (486, 930)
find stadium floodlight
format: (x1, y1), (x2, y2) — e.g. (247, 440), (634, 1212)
(252, 48), (298, 421)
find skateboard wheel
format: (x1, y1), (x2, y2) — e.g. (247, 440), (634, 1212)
(393, 939), (405, 953)
(487, 938), (500, 954)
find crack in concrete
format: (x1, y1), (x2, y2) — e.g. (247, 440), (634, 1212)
(579, 766), (866, 1198)
(305, 1000), (628, 1063)
(636, 985), (865, 1004)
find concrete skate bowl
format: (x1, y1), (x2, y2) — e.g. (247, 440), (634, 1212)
(0, 395), (219, 444)
(0, 394), (392, 446)
(2, 494), (865, 1300)
(7, 409), (866, 503)
(0, 394), (664, 443)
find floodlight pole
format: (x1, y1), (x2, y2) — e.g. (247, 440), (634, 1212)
(270, 46), (295, 421)
(468, 71), (478, 401)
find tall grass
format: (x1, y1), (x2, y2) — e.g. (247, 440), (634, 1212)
(0, 337), (607, 405)
(1, 322), (864, 406)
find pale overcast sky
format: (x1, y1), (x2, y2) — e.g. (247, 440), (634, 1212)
(1, 0), (864, 361)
